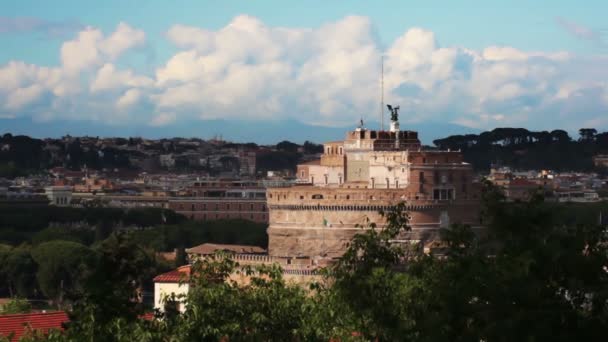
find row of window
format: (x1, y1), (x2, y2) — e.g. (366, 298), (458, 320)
(176, 203), (266, 211)
(188, 213), (267, 221)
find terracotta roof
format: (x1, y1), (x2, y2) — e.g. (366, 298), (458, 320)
(186, 243), (266, 256)
(153, 265), (191, 283)
(0, 311), (68, 342)
(140, 312), (155, 321)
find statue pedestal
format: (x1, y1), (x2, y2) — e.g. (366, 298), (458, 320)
(390, 121), (400, 133)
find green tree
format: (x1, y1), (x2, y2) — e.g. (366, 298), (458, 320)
(0, 297), (32, 314)
(0, 244), (11, 296)
(67, 232), (155, 340)
(31, 241), (94, 305)
(3, 246), (37, 298)
(328, 203), (419, 341)
(172, 253), (313, 341)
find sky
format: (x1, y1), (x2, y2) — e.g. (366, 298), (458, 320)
(1, 0), (608, 138)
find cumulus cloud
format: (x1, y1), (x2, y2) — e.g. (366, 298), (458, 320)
(0, 22), (147, 120)
(61, 22), (145, 74)
(1, 15), (608, 131)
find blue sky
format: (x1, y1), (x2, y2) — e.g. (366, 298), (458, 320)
(1, 0), (608, 138)
(3, 0), (607, 64)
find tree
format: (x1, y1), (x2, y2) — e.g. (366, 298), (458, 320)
(31, 241), (95, 305)
(171, 254), (314, 341)
(276, 140), (300, 153)
(0, 297), (32, 314)
(67, 232), (155, 340)
(0, 244), (11, 296)
(579, 128), (598, 141)
(3, 246), (37, 298)
(303, 140), (323, 154)
(329, 203), (418, 340)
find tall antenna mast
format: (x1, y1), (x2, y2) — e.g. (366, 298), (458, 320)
(380, 55), (384, 131)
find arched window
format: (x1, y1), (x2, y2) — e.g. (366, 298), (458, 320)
(312, 194), (324, 199)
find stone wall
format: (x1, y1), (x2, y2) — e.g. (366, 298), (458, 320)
(170, 198), (268, 223)
(267, 186), (480, 258)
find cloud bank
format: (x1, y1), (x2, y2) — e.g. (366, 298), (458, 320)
(1, 15), (608, 131)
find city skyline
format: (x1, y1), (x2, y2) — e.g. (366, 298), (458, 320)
(1, 1), (608, 139)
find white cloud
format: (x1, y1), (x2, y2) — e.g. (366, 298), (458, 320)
(91, 63), (153, 92)
(60, 22), (145, 74)
(149, 112), (176, 126)
(1, 15), (608, 131)
(60, 27), (103, 73)
(116, 88), (142, 109)
(99, 22), (146, 59)
(6, 84), (44, 109)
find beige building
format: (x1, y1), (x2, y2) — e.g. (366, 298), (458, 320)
(44, 186), (73, 206)
(153, 265), (190, 313)
(270, 112), (481, 259)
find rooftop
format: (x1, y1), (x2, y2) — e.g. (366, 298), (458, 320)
(153, 265), (191, 283)
(0, 311), (68, 342)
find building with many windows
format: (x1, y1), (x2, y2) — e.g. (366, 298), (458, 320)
(168, 180), (268, 223)
(268, 110), (481, 258)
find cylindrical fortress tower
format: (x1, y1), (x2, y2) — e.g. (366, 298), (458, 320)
(267, 186), (481, 258)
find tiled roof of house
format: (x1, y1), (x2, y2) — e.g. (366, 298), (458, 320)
(186, 243), (266, 256)
(0, 311), (68, 342)
(153, 265), (191, 283)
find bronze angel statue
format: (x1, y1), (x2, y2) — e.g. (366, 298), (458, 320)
(387, 104), (400, 122)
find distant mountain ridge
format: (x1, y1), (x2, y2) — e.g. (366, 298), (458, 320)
(0, 117), (477, 145)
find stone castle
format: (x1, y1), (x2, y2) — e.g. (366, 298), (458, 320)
(267, 106), (481, 258)
(153, 107), (483, 310)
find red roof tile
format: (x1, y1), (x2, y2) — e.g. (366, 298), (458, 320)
(139, 312), (155, 321)
(0, 311), (68, 342)
(153, 265), (191, 283)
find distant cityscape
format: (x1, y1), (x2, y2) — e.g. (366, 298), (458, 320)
(2, 127), (608, 214)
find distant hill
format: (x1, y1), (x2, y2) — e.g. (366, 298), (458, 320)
(0, 117), (476, 145)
